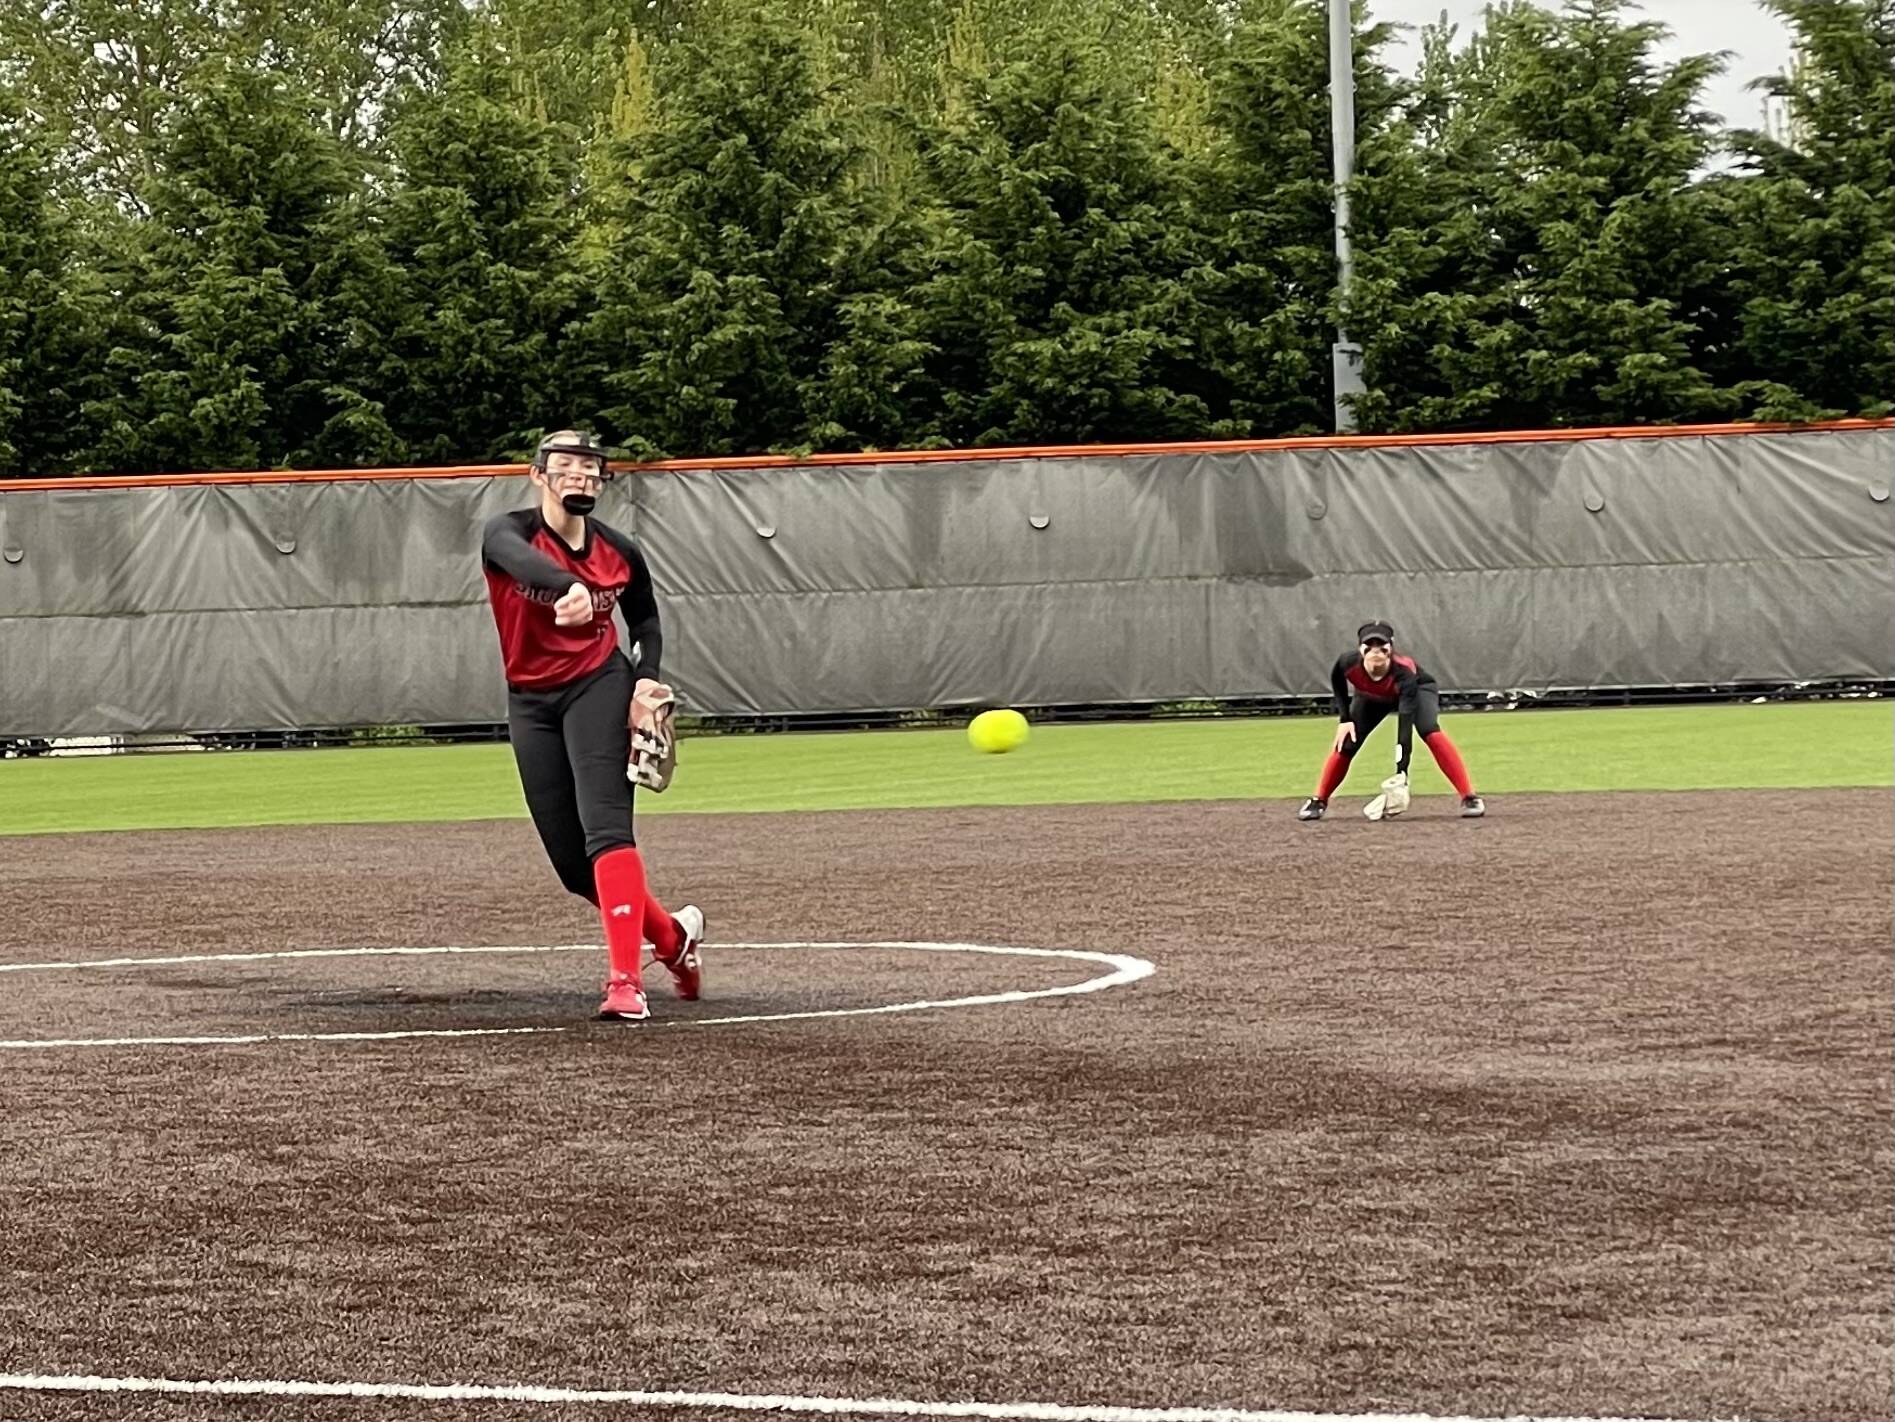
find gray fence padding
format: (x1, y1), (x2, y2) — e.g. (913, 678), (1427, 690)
(1, 427), (1889, 736)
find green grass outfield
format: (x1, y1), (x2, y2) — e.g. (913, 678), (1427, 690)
(1, 702), (1887, 838)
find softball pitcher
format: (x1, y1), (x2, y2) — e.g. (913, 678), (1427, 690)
(479, 429), (704, 1020)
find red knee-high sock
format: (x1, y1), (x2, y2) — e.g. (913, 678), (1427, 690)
(643, 893), (680, 962)
(1423, 731), (1474, 797)
(1316, 752), (1351, 801)
(592, 847), (651, 984)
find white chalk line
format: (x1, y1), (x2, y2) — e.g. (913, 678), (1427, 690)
(0, 1372), (1718, 1422)
(0, 941), (1154, 1050)
(0, 943), (602, 973)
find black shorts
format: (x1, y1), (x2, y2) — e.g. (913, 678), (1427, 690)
(1337, 686), (1442, 757)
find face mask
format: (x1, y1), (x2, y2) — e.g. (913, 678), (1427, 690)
(559, 492), (596, 516)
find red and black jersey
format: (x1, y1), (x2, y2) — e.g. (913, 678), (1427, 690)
(1330, 649), (1434, 718)
(480, 508), (662, 692)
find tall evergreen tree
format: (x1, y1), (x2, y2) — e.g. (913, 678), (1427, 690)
(1180, 0), (1407, 437)
(1348, 0), (1734, 431)
(0, 92), (82, 476)
(82, 63), (398, 473)
(583, 4), (911, 456)
(906, 12), (1212, 445)
(375, 33), (586, 462)
(1715, 0), (1894, 419)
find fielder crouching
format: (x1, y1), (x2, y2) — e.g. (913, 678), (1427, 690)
(1298, 621), (1485, 823)
(479, 428), (705, 1021)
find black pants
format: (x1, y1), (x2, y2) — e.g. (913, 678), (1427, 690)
(1339, 687), (1442, 771)
(507, 655), (636, 901)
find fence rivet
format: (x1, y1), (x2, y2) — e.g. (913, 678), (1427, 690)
(2, 547), (21, 564)
(273, 535), (297, 554)
(1583, 493), (1605, 513)
(1306, 498), (1327, 520)
(755, 524), (776, 539)
(1028, 514), (1050, 530)
(1871, 485), (1890, 503)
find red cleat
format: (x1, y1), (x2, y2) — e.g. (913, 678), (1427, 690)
(654, 904), (704, 1001)
(597, 974), (649, 1021)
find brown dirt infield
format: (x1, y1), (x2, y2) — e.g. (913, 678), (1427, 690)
(0, 789), (1888, 1422)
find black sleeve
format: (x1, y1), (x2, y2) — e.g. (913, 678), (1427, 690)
(1395, 662), (1422, 718)
(1394, 664), (1420, 773)
(1330, 654), (1354, 720)
(595, 523), (663, 683)
(481, 512), (574, 597)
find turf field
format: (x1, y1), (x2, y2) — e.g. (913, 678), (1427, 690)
(0, 700), (1887, 836)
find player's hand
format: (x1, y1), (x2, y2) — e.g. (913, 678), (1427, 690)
(630, 679), (673, 728)
(553, 582), (593, 626)
(1332, 722), (1356, 753)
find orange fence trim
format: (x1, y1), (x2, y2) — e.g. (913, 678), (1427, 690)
(1, 418), (1888, 494)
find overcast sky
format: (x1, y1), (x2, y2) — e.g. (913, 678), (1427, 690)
(1368, 0), (1796, 132)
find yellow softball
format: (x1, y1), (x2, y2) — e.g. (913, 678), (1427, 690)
(967, 708), (1030, 754)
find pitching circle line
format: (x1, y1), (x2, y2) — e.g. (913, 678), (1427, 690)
(0, 940), (1157, 1051)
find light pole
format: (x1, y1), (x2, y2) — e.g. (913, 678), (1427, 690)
(1328, 0), (1365, 432)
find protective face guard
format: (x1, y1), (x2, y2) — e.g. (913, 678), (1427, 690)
(532, 432), (618, 484)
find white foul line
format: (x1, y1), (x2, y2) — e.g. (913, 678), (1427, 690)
(0, 1027), (570, 1049)
(0, 1372), (1715, 1422)
(0, 943), (604, 974)
(0, 941), (1155, 1051)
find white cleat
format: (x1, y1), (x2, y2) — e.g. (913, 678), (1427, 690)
(655, 904), (704, 1000)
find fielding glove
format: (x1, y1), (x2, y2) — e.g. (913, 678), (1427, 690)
(628, 682), (678, 792)
(1363, 771), (1410, 821)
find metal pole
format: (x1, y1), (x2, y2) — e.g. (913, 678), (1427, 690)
(1327, 0), (1365, 432)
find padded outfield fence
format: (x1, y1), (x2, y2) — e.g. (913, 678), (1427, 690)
(1, 419), (1890, 749)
